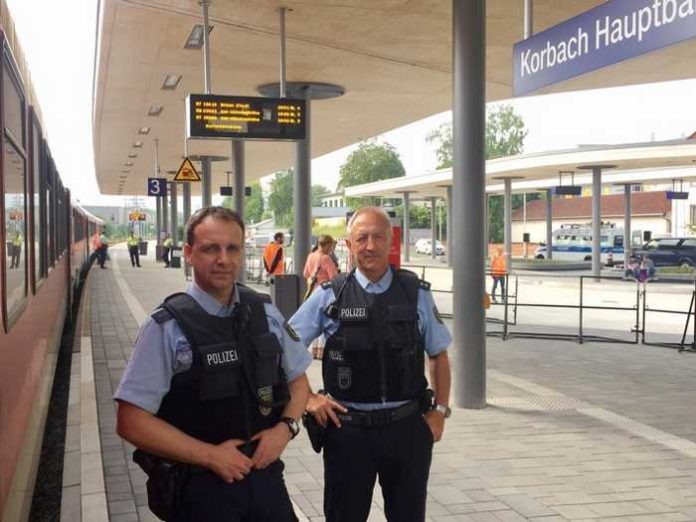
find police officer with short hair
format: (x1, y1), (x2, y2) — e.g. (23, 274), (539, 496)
(115, 206), (311, 521)
(289, 206), (452, 522)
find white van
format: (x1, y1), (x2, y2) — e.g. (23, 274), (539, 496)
(535, 223), (643, 264)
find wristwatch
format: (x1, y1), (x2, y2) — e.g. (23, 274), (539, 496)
(433, 404), (451, 418)
(279, 416), (300, 439)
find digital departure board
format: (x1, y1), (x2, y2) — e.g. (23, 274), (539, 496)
(187, 94), (306, 141)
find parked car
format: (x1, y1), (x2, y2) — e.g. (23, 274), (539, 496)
(633, 237), (696, 268)
(415, 238), (446, 256)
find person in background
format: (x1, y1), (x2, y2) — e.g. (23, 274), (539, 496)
(490, 246), (507, 302)
(162, 233), (173, 268)
(127, 232), (141, 268)
(302, 235), (339, 359)
(10, 230), (22, 269)
(98, 231), (109, 269)
(263, 232), (285, 278)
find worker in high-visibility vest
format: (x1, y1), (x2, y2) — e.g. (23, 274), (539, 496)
(10, 231), (22, 269)
(163, 234), (173, 268)
(490, 246), (507, 302)
(263, 232), (285, 277)
(127, 233), (141, 268)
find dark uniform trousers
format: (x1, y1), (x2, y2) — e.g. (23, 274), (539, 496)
(174, 461), (297, 522)
(323, 413), (434, 522)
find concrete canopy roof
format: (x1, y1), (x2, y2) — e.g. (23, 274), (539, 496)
(343, 139), (696, 199)
(93, 0), (696, 196)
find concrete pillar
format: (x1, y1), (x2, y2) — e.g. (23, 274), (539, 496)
(201, 157), (212, 208)
(183, 182), (192, 277)
(592, 167), (602, 278)
(446, 186), (453, 268)
(156, 196), (162, 245)
(162, 181), (169, 237)
(624, 184), (632, 258)
(452, 0), (486, 409)
(233, 140), (246, 283)
(293, 89), (311, 277)
(170, 182), (178, 246)
(403, 192), (411, 263)
(504, 178), (512, 263)
(546, 189), (553, 260)
(431, 197), (437, 260)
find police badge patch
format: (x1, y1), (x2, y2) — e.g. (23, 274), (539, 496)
(337, 367), (352, 390)
(258, 385), (273, 416)
(433, 304), (444, 324)
(283, 321), (301, 342)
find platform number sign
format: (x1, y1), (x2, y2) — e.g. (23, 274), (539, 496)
(148, 178), (168, 197)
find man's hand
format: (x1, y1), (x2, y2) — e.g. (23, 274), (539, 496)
(250, 424), (292, 469)
(207, 439), (253, 482)
(423, 410), (445, 442)
(306, 393), (347, 428)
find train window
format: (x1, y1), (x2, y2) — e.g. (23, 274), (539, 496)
(3, 140), (27, 325)
(3, 56), (24, 147)
(45, 157), (54, 270)
(31, 116), (43, 288)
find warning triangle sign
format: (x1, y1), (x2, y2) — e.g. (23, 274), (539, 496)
(174, 157), (201, 182)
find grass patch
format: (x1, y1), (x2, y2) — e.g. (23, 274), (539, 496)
(657, 266), (695, 274)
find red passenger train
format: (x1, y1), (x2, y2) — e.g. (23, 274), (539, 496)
(0, 16), (102, 520)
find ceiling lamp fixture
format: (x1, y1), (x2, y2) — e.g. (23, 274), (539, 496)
(161, 74), (182, 90)
(139, 127), (151, 135)
(133, 141), (143, 148)
(184, 24), (213, 49)
(148, 105), (163, 117)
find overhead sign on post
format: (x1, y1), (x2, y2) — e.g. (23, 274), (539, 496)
(174, 157), (201, 182)
(187, 94), (305, 141)
(147, 177), (168, 197)
(513, 0), (696, 96)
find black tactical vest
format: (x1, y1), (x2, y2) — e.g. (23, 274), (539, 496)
(322, 269), (427, 403)
(153, 285), (290, 444)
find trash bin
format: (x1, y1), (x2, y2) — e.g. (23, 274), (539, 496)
(270, 274), (304, 320)
(139, 241), (148, 256)
(170, 246), (182, 268)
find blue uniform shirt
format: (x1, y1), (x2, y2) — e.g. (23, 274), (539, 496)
(289, 267), (452, 410)
(114, 283), (312, 414)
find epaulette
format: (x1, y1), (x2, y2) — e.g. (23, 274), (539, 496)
(321, 280), (334, 289)
(418, 279), (431, 291)
(151, 307), (173, 324)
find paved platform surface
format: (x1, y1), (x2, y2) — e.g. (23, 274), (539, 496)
(64, 243), (696, 521)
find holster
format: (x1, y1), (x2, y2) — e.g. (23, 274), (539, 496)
(302, 413), (326, 454)
(133, 449), (190, 521)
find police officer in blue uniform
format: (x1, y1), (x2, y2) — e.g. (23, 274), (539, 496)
(115, 207), (311, 522)
(290, 206), (452, 522)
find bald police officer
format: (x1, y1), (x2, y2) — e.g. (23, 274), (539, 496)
(289, 206), (452, 522)
(115, 206), (311, 521)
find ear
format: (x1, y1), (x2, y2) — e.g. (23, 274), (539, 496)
(183, 243), (193, 262)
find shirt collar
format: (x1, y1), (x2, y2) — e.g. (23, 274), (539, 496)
(186, 282), (240, 317)
(354, 267), (392, 294)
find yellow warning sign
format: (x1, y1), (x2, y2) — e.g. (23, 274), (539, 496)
(173, 157), (201, 182)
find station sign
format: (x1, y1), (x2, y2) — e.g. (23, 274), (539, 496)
(220, 186), (253, 196)
(513, 0), (696, 96)
(187, 94), (305, 141)
(147, 177), (168, 197)
(666, 191), (689, 200)
(552, 185), (582, 196)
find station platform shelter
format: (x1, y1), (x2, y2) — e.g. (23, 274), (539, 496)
(57, 244), (696, 521)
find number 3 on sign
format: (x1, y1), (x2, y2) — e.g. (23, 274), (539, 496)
(147, 177), (168, 197)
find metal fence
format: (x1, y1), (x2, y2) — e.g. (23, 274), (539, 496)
(402, 263), (696, 353)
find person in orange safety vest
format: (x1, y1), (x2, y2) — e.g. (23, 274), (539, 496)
(490, 246), (507, 302)
(263, 232), (285, 276)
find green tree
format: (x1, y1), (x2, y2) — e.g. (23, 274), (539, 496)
(246, 182), (264, 223)
(220, 182), (264, 223)
(426, 104), (529, 242)
(312, 184), (330, 207)
(338, 140), (406, 207)
(268, 169), (294, 227)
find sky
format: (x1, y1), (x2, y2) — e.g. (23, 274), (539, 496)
(5, 0), (696, 209)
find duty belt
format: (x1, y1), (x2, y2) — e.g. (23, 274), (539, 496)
(337, 400), (421, 428)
